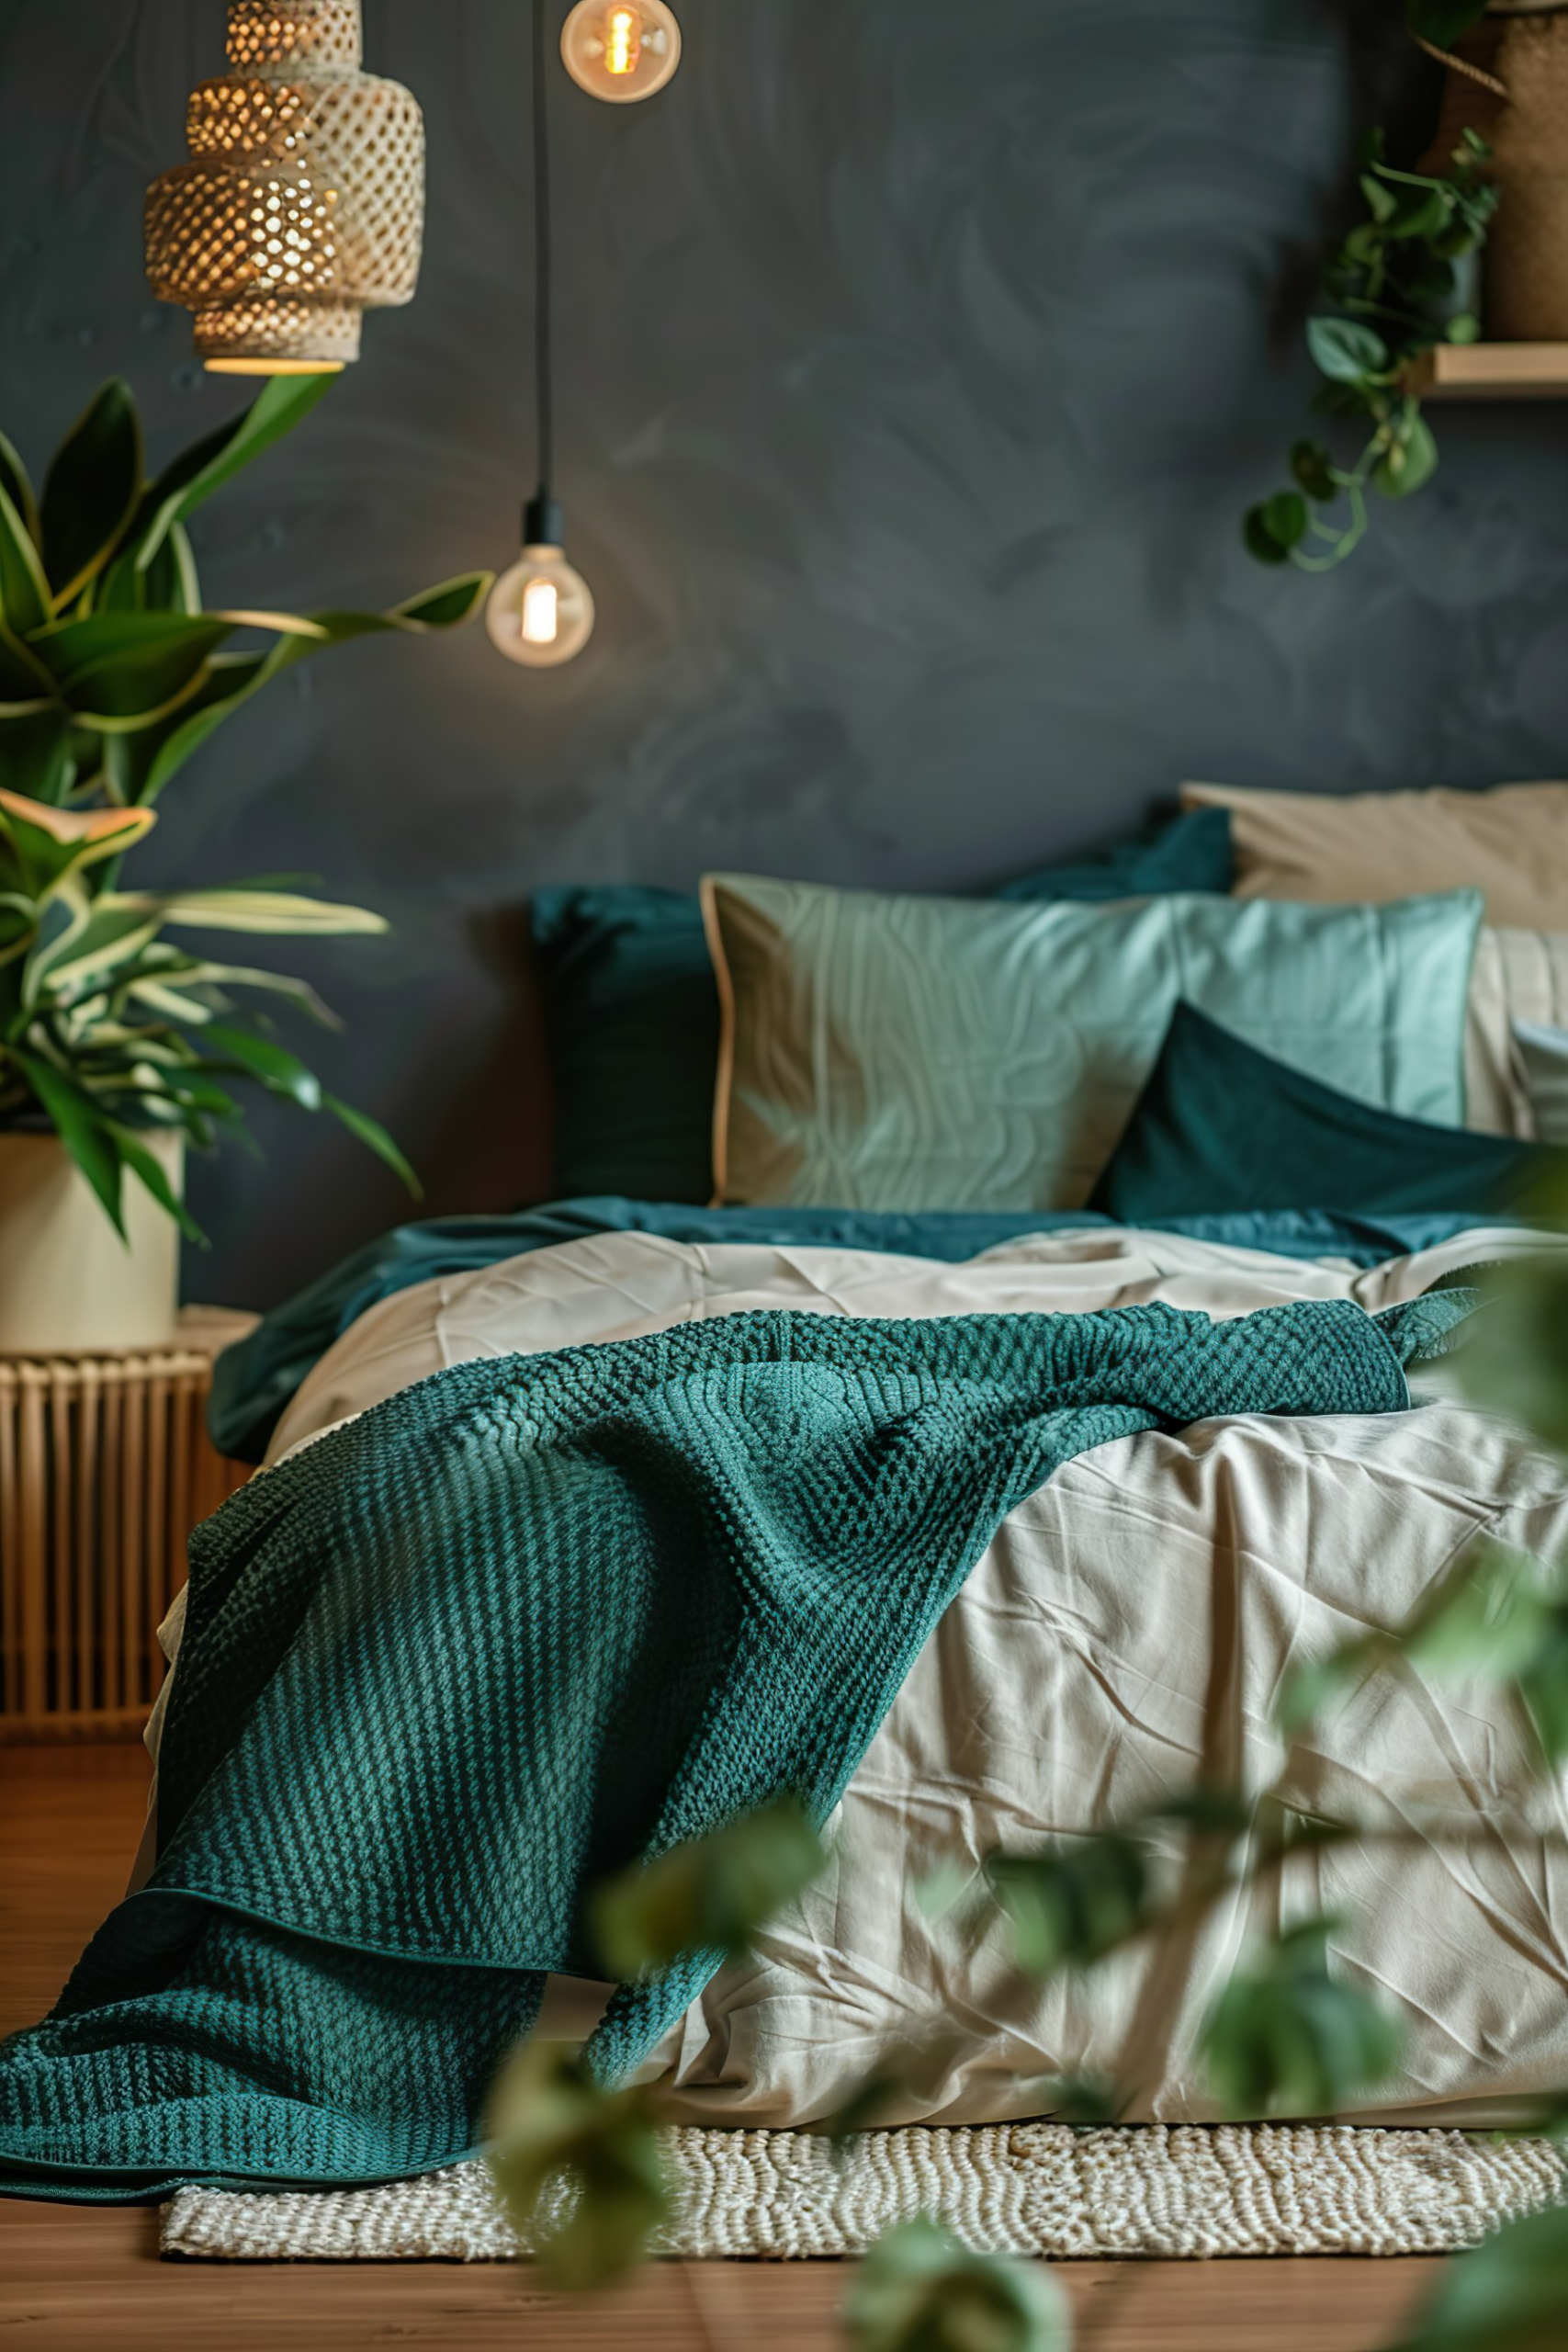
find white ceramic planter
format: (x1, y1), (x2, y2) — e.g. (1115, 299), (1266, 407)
(0, 1130), (183, 1357)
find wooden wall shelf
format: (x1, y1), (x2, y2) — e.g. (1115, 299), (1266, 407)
(1407, 343), (1568, 400)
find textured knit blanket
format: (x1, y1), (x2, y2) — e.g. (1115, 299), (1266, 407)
(0, 1298), (1457, 2203)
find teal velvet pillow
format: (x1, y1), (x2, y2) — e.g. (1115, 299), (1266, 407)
(1090, 1001), (1562, 1221)
(535, 808), (1235, 1203)
(705, 880), (1483, 1214)
(995, 805), (1234, 901)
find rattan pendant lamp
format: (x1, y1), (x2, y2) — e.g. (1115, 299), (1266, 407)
(145, 0), (426, 374)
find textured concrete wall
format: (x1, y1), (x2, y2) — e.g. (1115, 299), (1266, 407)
(2, 0), (1565, 1304)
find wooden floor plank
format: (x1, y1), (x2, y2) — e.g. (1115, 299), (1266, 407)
(0, 1745), (1446, 2349)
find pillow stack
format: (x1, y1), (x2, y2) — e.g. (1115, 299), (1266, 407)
(1181, 781), (1568, 1139)
(532, 809), (1233, 1205)
(535, 782), (1568, 1224)
(700, 875), (1480, 1213)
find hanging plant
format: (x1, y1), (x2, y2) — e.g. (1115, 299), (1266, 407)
(1245, 126), (1498, 571)
(1245, 0), (1500, 572)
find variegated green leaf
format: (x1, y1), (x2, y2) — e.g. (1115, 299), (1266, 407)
(147, 887), (388, 936)
(39, 379), (144, 606)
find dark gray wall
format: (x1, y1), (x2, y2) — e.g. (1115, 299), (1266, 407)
(2, 0), (1565, 1305)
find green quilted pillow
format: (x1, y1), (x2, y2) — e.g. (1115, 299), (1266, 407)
(703, 877), (1483, 1214)
(533, 809), (1234, 1204)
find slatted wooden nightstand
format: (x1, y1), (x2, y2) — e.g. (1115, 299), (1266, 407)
(0, 1310), (255, 1742)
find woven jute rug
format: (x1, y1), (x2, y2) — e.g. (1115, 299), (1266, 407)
(162, 2123), (1568, 2263)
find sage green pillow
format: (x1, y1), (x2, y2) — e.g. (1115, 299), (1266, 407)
(702, 876), (1483, 1213)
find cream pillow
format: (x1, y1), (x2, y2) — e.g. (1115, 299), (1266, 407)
(1467, 928), (1568, 1137)
(1181, 780), (1568, 929)
(1179, 782), (1568, 1138)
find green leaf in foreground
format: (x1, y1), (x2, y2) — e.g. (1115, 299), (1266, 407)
(589, 1794), (826, 1981)
(485, 2041), (667, 2295)
(986, 1834), (1153, 1976)
(843, 2218), (1068, 2352)
(1394, 2203), (1568, 2352)
(1201, 1916), (1402, 2119)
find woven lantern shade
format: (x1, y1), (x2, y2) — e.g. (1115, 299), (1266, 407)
(145, 0), (425, 373)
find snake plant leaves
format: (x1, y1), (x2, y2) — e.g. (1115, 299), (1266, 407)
(9, 1049), (128, 1236)
(318, 1092), (422, 1196)
(1201, 1916), (1402, 2118)
(28, 613), (238, 725)
(201, 1022), (323, 1112)
(986, 1835), (1155, 1977)
(39, 379), (143, 608)
(0, 789), (153, 894)
(110, 1120), (205, 1249)
(486, 2042), (669, 2294)
(129, 371), (334, 575)
(0, 479), (53, 637)
(0, 427), (39, 551)
(843, 2219), (1068, 2352)
(589, 1795), (827, 1982)
(147, 886), (387, 935)
(1396, 2204), (1568, 2352)
(96, 520), (201, 617)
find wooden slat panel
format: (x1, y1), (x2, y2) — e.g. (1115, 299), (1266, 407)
(1, 1342), (249, 1740)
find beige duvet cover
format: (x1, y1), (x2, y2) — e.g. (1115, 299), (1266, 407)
(152, 1227), (1568, 2132)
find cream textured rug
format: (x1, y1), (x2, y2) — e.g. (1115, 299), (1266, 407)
(162, 2123), (1568, 2263)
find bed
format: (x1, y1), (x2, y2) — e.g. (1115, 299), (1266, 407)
(6, 790), (1568, 2205)
(123, 1216), (1567, 2154)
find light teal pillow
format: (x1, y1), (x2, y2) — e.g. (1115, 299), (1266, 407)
(702, 876), (1483, 1213)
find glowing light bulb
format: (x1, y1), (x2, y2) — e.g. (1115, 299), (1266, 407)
(606, 7), (640, 74)
(560, 0), (682, 104)
(487, 543), (596, 669)
(522, 575), (560, 644)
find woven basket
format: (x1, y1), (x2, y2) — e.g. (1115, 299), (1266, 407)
(1423, 3), (1568, 340)
(145, 0), (424, 370)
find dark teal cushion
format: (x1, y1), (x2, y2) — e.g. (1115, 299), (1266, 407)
(536, 809), (1234, 1203)
(1089, 1001), (1564, 1221)
(994, 805), (1234, 901)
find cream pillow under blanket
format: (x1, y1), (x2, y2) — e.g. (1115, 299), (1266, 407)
(1181, 780), (1568, 930)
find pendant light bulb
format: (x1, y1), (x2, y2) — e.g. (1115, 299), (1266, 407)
(486, 505), (595, 668)
(561, 0), (682, 103)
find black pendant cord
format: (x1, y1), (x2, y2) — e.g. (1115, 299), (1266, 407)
(527, 0), (561, 545)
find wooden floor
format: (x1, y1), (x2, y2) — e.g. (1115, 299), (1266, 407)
(0, 1744), (1448, 2350)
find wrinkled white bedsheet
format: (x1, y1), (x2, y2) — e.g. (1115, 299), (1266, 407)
(161, 1227), (1568, 2129)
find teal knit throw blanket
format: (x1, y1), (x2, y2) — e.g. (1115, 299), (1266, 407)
(0, 1299), (1449, 2201)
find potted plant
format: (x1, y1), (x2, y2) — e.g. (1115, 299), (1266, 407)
(1245, 0), (1568, 570)
(1418, 0), (1568, 340)
(0, 375), (491, 1353)
(1245, 126), (1498, 570)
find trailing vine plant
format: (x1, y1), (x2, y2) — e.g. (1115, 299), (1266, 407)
(1245, 126), (1498, 571)
(1245, 0), (1502, 572)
